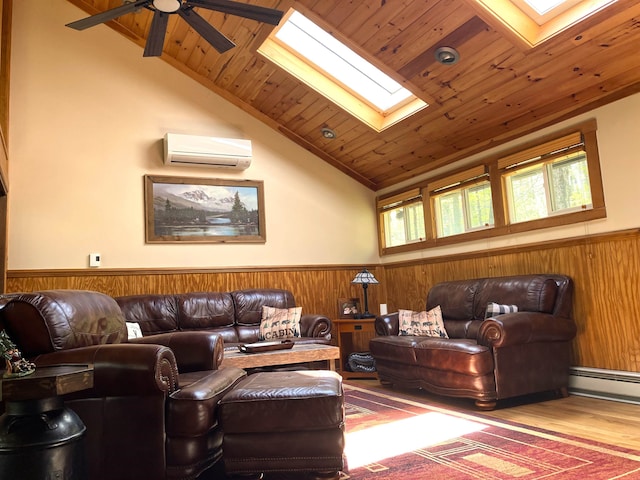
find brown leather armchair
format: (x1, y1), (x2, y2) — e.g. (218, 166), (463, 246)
(0, 290), (246, 480)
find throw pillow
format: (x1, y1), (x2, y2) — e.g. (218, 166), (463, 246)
(259, 306), (302, 341)
(485, 302), (519, 319)
(126, 322), (143, 339)
(398, 306), (448, 338)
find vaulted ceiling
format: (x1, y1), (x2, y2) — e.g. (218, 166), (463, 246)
(64, 0), (640, 191)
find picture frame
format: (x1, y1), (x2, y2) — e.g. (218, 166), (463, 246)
(144, 175), (266, 244)
(338, 298), (361, 319)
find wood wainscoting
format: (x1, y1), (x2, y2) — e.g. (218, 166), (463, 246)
(5, 265), (385, 334)
(6, 228), (640, 374)
(381, 228), (640, 374)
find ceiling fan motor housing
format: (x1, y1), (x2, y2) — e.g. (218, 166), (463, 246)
(153, 0), (182, 12)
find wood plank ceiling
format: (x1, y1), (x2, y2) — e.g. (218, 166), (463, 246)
(64, 0), (640, 191)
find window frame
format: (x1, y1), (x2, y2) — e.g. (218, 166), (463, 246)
(377, 119), (605, 256)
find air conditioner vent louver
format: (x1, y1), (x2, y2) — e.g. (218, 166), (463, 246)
(164, 133), (252, 170)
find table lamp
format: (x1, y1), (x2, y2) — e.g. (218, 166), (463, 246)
(351, 268), (379, 318)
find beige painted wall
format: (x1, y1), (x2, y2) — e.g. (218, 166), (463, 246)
(8, 0), (378, 270)
(378, 92), (640, 263)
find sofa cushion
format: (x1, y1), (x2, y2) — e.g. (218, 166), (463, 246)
(414, 338), (494, 376)
(232, 289), (296, 326)
(484, 302), (518, 319)
(398, 306), (448, 338)
(369, 336), (422, 365)
(474, 276), (558, 319)
(427, 280), (481, 320)
(3, 290), (127, 356)
(259, 306), (302, 340)
(116, 294), (179, 335)
(176, 292), (235, 330)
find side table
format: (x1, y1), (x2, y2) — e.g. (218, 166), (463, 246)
(333, 318), (377, 379)
(0, 364), (94, 480)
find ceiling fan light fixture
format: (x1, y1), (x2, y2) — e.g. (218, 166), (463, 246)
(153, 0), (181, 12)
(321, 127), (337, 139)
(435, 46), (460, 65)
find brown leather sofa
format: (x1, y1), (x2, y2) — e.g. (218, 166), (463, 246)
(115, 288), (332, 348)
(0, 290), (247, 480)
(369, 274), (576, 410)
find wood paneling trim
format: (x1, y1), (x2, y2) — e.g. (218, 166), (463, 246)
(382, 228), (639, 269)
(7, 264), (379, 278)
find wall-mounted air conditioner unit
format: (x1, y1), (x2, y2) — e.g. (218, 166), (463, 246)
(164, 133), (252, 169)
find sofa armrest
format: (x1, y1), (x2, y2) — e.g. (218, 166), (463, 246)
(130, 331), (224, 372)
(300, 314), (332, 340)
(33, 343), (178, 396)
(477, 312), (577, 348)
(375, 313), (399, 336)
(168, 367), (247, 437)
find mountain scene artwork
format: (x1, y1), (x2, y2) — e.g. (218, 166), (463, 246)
(151, 182), (260, 238)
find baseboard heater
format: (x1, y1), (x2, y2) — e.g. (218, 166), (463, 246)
(569, 366), (640, 404)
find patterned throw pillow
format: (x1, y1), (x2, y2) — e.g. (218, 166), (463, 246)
(484, 302), (519, 319)
(259, 306), (302, 341)
(126, 322), (143, 339)
(398, 306), (448, 338)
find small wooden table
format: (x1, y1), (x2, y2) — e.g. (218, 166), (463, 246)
(1, 364), (94, 402)
(333, 318), (377, 379)
(221, 343), (340, 371)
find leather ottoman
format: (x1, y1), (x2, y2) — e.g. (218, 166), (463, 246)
(219, 370), (345, 479)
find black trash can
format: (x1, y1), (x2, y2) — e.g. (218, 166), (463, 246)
(0, 397), (87, 480)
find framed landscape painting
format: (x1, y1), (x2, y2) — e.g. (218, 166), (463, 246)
(144, 175), (266, 244)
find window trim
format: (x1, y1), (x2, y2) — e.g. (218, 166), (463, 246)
(377, 119), (605, 256)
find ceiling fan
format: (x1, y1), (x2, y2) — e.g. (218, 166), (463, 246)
(66, 0), (284, 57)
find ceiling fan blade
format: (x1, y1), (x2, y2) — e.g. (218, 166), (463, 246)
(178, 8), (236, 53)
(143, 11), (169, 57)
(187, 0), (284, 26)
(66, 0), (151, 30)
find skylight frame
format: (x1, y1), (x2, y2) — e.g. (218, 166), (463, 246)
(275, 11), (414, 114)
(511, 0), (585, 25)
(257, 8), (428, 133)
(470, 0), (617, 47)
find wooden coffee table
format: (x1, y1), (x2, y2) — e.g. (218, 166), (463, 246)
(221, 343), (340, 371)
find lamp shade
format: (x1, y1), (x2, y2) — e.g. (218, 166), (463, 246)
(351, 269), (378, 319)
(351, 269), (379, 285)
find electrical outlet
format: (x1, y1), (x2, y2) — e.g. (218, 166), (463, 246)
(89, 253), (101, 267)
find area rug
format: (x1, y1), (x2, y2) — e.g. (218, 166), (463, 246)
(341, 384), (640, 479)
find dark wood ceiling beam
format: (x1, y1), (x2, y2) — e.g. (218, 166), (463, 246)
(398, 16), (488, 80)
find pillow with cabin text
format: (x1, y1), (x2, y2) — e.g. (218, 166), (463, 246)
(259, 306), (302, 341)
(398, 305), (448, 338)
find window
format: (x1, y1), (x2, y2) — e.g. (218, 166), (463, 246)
(429, 166), (493, 238)
(500, 131), (593, 224)
(376, 119), (605, 255)
(258, 9), (428, 132)
(378, 189), (426, 249)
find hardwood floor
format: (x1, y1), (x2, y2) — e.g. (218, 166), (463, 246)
(347, 379), (640, 451)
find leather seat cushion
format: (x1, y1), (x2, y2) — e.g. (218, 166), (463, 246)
(414, 338), (494, 376)
(369, 336), (422, 364)
(219, 370), (344, 433)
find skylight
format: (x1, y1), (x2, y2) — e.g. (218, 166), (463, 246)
(523, 0), (569, 14)
(258, 9), (428, 132)
(475, 0), (616, 46)
(275, 11), (413, 112)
